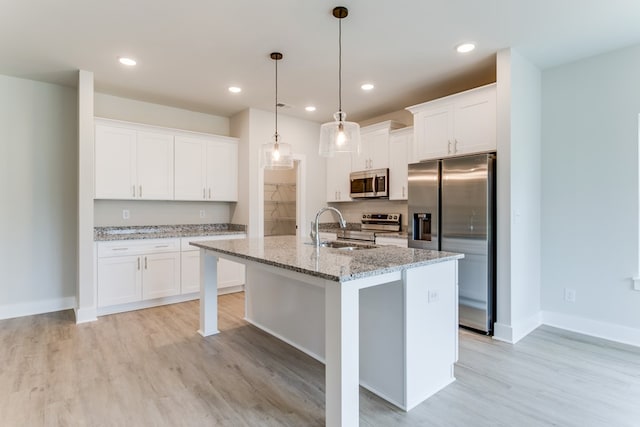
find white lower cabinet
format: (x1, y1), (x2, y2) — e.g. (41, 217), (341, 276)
(97, 234), (246, 313)
(97, 238), (181, 308)
(180, 235), (246, 294)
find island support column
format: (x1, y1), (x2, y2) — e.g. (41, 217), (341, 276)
(325, 280), (359, 427)
(199, 249), (219, 336)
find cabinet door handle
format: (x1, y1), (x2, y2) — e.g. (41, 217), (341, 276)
(132, 185), (136, 197)
(137, 257), (140, 270)
(447, 140), (452, 154)
(454, 139), (458, 153)
(203, 188), (206, 199)
(402, 186), (405, 198)
(139, 185), (142, 197)
(144, 256), (148, 269)
(209, 188), (212, 199)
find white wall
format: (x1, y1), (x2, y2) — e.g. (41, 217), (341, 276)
(230, 108), (324, 238)
(94, 93), (229, 135)
(494, 49), (542, 343)
(0, 74), (78, 319)
(541, 43), (640, 343)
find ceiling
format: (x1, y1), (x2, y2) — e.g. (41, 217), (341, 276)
(2, 0), (640, 123)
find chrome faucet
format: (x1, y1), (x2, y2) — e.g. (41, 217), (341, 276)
(310, 206), (347, 247)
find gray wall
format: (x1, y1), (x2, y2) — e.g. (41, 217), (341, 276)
(0, 74), (78, 314)
(541, 44), (640, 331)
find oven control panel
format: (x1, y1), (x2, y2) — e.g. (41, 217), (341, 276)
(362, 213), (401, 223)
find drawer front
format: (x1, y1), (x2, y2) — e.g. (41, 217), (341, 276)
(97, 238), (180, 257)
(181, 234), (246, 251)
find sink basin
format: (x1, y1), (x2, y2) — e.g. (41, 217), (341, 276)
(319, 241), (377, 251)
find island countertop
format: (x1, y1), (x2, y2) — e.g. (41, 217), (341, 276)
(191, 235), (463, 282)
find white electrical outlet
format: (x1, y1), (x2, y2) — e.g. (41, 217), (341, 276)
(122, 209), (130, 220)
(428, 289), (439, 303)
(564, 288), (576, 303)
(199, 210), (206, 218)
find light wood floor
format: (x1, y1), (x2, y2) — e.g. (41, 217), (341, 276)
(1, 293), (639, 426)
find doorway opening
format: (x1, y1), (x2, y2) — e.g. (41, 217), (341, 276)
(264, 162), (298, 236)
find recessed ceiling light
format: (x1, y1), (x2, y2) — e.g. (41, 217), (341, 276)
(118, 57), (137, 66)
(305, 106), (316, 112)
(228, 86), (242, 93)
(456, 43), (476, 54)
(361, 83), (374, 91)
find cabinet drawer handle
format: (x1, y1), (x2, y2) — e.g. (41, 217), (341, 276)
(112, 248), (129, 251)
(154, 245), (169, 248)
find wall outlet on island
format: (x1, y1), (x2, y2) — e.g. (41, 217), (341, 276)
(564, 288), (576, 303)
(428, 289), (439, 303)
(122, 209), (130, 220)
(199, 210), (206, 218)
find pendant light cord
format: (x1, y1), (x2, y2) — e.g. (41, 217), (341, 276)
(338, 16), (342, 114)
(274, 55), (278, 141)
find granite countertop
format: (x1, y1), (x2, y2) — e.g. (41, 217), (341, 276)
(191, 235), (462, 282)
(94, 223), (246, 241)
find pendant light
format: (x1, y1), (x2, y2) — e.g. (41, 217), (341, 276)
(261, 52), (293, 169)
(319, 6), (361, 157)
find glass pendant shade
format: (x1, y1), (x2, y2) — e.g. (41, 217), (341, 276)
(319, 111), (361, 157)
(262, 135), (293, 169)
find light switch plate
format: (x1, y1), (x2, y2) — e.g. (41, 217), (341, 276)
(122, 209), (130, 220)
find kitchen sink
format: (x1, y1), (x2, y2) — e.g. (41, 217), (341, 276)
(319, 241), (377, 251)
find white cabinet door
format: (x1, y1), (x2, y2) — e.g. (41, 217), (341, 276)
(97, 255), (142, 307)
(207, 139), (238, 201)
(142, 252), (181, 299)
(389, 127), (412, 200)
(136, 132), (174, 200)
(354, 129), (389, 170)
(453, 86), (496, 155)
(414, 104), (453, 161)
(180, 250), (201, 294)
(218, 258), (245, 289)
(174, 136), (207, 201)
(95, 125), (137, 199)
(326, 154), (352, 202)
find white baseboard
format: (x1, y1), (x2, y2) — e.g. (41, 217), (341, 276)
(541, 310), (640, 348)
(97, 293), (200, 316)
(493, 312), (542, 344)
(74, 307), (97, 324)
(0, 296), (76, 321)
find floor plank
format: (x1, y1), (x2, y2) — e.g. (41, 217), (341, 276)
(0, 293), (638, 426)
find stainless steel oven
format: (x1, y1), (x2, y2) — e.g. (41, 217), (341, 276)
(350, 168), (389, 199)
(337, 213), (401, 242)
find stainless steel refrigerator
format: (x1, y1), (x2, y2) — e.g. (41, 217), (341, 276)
(408, 153), (496, 334)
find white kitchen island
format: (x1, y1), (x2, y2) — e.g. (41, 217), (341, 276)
(191, 236), (463, 427)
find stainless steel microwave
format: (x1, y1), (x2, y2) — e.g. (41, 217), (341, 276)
(350, 168), (389, 198)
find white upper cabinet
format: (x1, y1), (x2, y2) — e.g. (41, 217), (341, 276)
(407, 84), (496, 161)
(95, 118), (238, 201)
(95, 125), (137, 199)
(352, 121), (404, 171)
(207, 139), (238, 201)
(95, 122), (173, 200)
(174, 135), (238, 201)
(326, 153), (352, 202)
(136, 132), (174, 200)
(388, 127), (412, 201)
(174, 136), (207, 200)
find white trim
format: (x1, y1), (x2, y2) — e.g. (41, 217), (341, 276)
(493, 312), (542, 344)
(0, 297), (76, 321)
(542, 310), (640, 348)
(74, 307), (97, 324)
